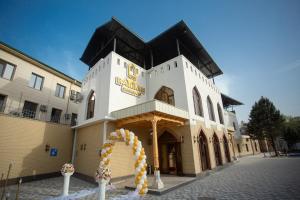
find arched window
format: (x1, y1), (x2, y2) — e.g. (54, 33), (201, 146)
(192, 87), (203, 117)
(217, 103), (224, 124)
(154, 86), (175, 106)
(86, 90), (95, 119)
(207, 96), (215, 121)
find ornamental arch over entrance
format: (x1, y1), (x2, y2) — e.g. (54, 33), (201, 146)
(158, 131), (183, 175)
(223, 134), (231, 163)
(213, 133), (223, 166)
(198, 130), (211, 171)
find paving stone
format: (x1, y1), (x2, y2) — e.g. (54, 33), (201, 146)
(4, 155), (300, 200)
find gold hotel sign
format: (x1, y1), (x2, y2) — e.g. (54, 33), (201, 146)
(115, 63), (145, 97)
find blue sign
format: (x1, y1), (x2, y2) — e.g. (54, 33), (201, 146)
(50, 148), (58, 157)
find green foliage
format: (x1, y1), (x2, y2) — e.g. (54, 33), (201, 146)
(247, 97), (283, 139)
(282, 117), (300, 148)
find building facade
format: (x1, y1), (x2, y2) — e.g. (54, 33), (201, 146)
(0, 42), (82, 184)
(72, 18), (243, 188)
(0, 42), (81, 125)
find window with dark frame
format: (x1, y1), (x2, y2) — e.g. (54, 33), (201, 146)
(29, 73), (44, 90)
(0, 94), (7, 112)
(207, 96), (215, 121)
(22, 100), (38, 118)
(86, 91), (95, 119)
(217, 103), (224, 124)
(71, 113), (78, 126)
(154, 86), (175, 106)
(50, 108), (62, 123)
(55, 84), (66, 98)
(192, 86), (203, 117)
(246, 144), (249, 152)
(0, 59), (16, 80)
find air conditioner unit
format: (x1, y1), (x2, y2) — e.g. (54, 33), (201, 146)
(75, 92), (83, 103)
(40, 105), (48, 112)
(70, 90), (76, 101)
(64, 113), (71, 120)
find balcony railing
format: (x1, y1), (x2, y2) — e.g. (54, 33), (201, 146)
(0, 105), (75, 126)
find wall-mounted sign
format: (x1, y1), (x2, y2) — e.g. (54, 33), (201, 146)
(115, 63), (145, 97)
(50, 148), (58, 157)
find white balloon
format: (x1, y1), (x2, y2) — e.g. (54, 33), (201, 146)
(137, 184), (142, 190)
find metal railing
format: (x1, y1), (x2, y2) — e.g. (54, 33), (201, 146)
(0, 105), (76, 126)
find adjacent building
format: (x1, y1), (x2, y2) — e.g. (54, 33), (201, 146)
(0, 42), (81, 125)
(0, 42), (81, 183)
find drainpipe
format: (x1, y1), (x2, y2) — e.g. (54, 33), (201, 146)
(102, 121), (108, 145)
(71, 129), (77, 164)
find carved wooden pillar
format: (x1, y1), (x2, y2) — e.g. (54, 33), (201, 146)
(150, 116), (164, 189)
(151, 118), (159, 170)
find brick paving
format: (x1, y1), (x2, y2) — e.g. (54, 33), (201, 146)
(4, 154), (300, 200)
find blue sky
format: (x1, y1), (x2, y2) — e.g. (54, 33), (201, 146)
(0, 0), (299, 122)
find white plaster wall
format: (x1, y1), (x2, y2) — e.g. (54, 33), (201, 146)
(77, 51), (228, 131)
(77, 53), (112, 124)
(181, 56), (225, 131)
(108, 52), (147, 113)
(147, 56), (188, 111)
(224, 110), (242, 139)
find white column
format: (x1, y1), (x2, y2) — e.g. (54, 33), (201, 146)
(63, 173), (72, 196)
(98, 179), (108, 200)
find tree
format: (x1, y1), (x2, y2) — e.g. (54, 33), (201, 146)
(282, 117), (300, 149)
(247, 97), (284, 156)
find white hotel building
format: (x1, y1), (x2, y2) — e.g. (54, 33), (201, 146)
(72, 18), (248, 188)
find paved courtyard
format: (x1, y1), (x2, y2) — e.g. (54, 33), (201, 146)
(5, 154), (300, 200)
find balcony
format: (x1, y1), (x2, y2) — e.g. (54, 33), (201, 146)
(0, 105), (75, 126)
(111, 99), (189, 121)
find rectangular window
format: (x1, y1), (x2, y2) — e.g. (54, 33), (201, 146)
(0, 94), (7, 112)
(29, 73), (44, 90)
(167, 64), (171, 70)
(22, 100), (38, 118)
(50, 108), (62, 123)
(174, 61), (178, 68)
(55, 84), (66, 98)
(246, 144), (249, 152)
(0, 59), (16, 80)
(237, 144), (241, 153)
(71, 113), (78, 126)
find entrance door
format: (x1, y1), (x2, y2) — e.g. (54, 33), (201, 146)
(223, 135), (231, 163)
(198, 131), (210, 171)
(158, 131), (182, 175)
(213, 134), (222, 166)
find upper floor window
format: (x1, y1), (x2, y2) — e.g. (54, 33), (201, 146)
(192, 86), (203, 117)
(0, 59), (16, 80)
(55, 84), (66, 98)
(86, 90), (95, 119)
(29, 73), (44, 90)
(217, 103), (224, 124)
(207, 96), (215, 121)
(154, 86), (175, 106)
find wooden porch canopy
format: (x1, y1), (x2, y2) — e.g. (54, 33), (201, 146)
(115, 111), (186, 128)
(111, 100), (188, 172)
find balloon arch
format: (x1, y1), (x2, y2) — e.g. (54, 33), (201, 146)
(97, 129), (148, 196)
